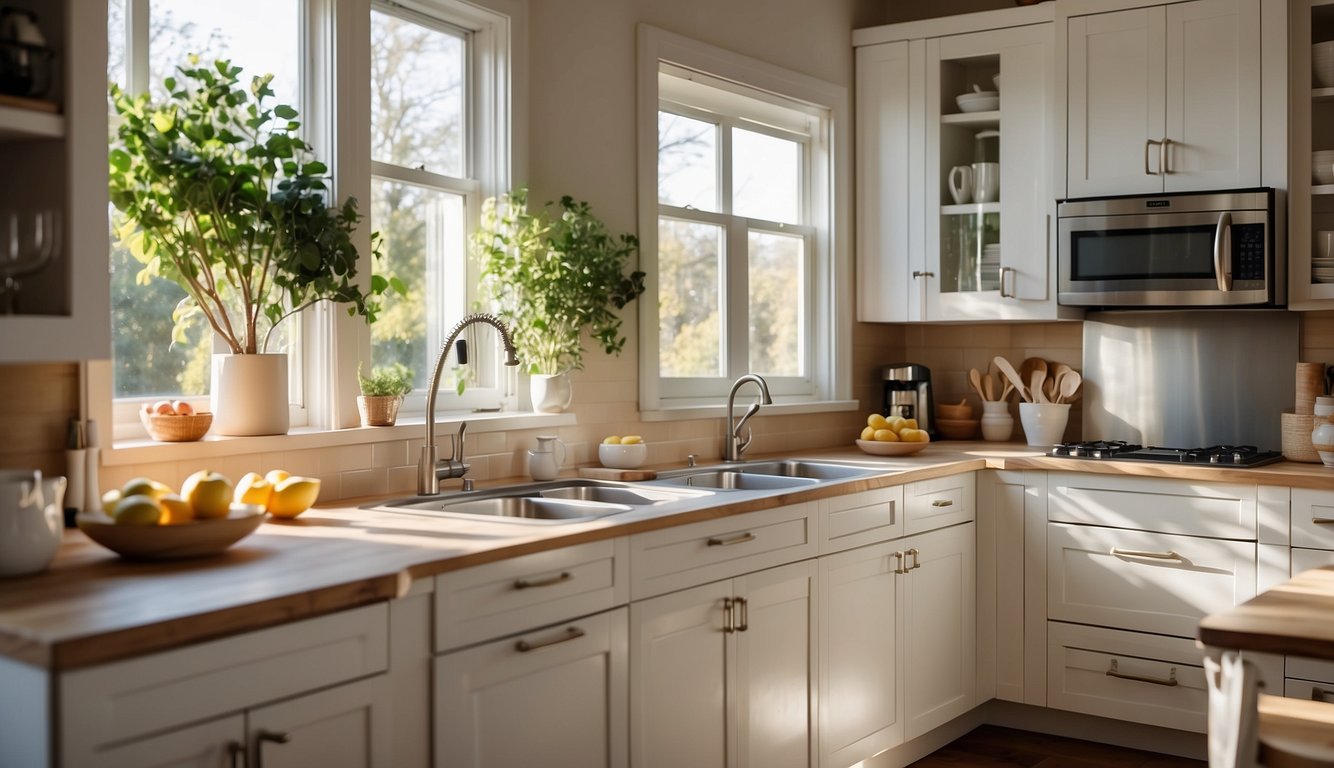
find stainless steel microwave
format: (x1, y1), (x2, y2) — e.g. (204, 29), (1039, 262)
(1057, 188), (1282, 308)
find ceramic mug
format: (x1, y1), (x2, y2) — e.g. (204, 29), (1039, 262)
(947, 165), (973, 205)
(1318, 231), (1334, 261)
(972, 162), (1000, 203)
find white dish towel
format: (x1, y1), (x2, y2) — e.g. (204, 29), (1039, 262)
(1204, 649), (1260, 768)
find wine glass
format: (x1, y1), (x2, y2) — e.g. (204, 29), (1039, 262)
(0, 209), (59, 315)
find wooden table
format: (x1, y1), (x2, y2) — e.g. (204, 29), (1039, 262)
(1197, 567), (1334, 767)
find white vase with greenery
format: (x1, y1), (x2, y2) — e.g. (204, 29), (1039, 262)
(109, 59), (392, 435)
(473, 187), (645, 413)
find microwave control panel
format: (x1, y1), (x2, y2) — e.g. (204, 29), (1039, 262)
(1234, 223), (1267, 281)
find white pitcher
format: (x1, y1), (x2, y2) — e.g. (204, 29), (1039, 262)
(527, 436), (568, 481)
(947, 165), (973, 205)
(0, 470), (64, 577)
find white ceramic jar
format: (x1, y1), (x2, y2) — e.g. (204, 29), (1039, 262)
(0, 470), (64, 577)
(1018, 402), (1071, 447)
(980, 401), (1013, 442)
(1311, 417), (1334, 468)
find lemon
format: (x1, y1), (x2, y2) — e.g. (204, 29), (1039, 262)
(602, 436), (622, 445)
(620, 435), (643, 445)
(860, 425), (876, 441)
(867, 413), (889, 430)
(101, 488), (122, 515)
(886, 416), (906, 434)
(121, 476), (173, 501)
(181, 470), (233, 520)
(901, 418), (919, 431)
(113, 494), (162, 526)
(900, 428), (930, 443)
(266, 476), (321, 519)
(265, 469), (292, 486)
(234, 472), (273, 507)
(873, 428), (899, 442)
(158, 494), (194, 525)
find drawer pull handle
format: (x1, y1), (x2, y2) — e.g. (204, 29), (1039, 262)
(723, 597), (735, 633)
(735, 596), (749, 632)
(907, 547), (921, 571)
(255, 731), (289, 767)
(514, 571), (572, 590)
(707, 532), (756, 547)
(1109, 547), (1182, 562)
(931, 499), (954, 508)
(515, 626), (585, 652)
(228, 741), (245, 768)
(1106, 659), (1178, 687)
(893, 551), (907, 575)
(1311, 518), (1334, 525)
(1313, 686), (1333, 703)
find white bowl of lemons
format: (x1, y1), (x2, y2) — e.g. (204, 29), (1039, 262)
(600, 435), (647, 469)
(856, 413), (931, 456)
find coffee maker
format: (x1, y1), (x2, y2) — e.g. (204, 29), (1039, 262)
(882, 363), (937, 440)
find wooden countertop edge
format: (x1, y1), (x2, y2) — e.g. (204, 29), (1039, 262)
(1197, 566), (1334, 662)
(9, 443), (1334, 671)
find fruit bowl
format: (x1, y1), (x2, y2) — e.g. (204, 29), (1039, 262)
(77, 503), (264, 560)
(855, 439), (929, 457)
(599, 442), (647, 469)
(140, 411), (213, 442)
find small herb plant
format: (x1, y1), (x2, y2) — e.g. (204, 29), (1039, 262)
(358, 363), (414, 398)
(473, 188), (645, 374)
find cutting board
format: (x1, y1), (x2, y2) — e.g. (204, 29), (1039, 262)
(577, 467), (658, 482)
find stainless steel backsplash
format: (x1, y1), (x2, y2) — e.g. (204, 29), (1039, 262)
(1082, 310), (1299, 448)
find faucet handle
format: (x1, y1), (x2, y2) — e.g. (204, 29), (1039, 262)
(456, 421), (468, 463)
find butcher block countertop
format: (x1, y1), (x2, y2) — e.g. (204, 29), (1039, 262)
(5, 441), (1334, 672)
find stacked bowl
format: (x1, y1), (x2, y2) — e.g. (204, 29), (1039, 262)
(1315, 149), (1334, 187)
(1315, 40), (1334, 89)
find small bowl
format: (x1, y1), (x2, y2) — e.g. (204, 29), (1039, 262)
(1314, 40), (1334, 88)
(855, 439), (929, 456)
(76, 503), (264, 560)
(936, 418), (980, 440)
(1313, 150), (1334, 186)
(956, 91), (999, 113)
(141, 411), (212, 442)
(936, 402), (974, 420)
(599, 442), (647, 469)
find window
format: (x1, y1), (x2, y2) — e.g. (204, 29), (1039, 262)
(107, 0), (513, 438)
(637, 27), (850, 411)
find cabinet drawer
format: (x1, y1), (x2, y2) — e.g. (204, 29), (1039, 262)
(1285, 677), (1334, 704)
(1047, 622), (1209, 733)
(1291, 546), (1334, 576)
(1292, 488), (1334, 549)
(434, 538), (628, 652)
(1047, 522), (1256, 637)
(1048, 472), (1256, 539)
(630, 503), (815, 600)
(61, 603), (388, 750)
(904, 473), (975, 535)
(819, 485), (904, 553)
(1286, 657), (1334, 687)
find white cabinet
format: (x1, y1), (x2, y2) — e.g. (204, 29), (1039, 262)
(630, 560), (816, 768)
(855, 7), (1065, 324)
(1289, 0), (1334, 309)
(61, 605), (394, 767)
(902, 522), (976, 741)
(1065, 0), (1261, 197)
(0, 0), (111, 362)
(435, 607), (628, 768)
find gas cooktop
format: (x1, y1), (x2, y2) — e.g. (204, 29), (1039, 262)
(1048, 441), (1284, 467)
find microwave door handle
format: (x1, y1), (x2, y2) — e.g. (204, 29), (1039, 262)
(1214, 211), (1232, 292)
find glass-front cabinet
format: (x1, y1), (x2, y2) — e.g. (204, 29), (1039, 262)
(856, 5), (1070, 323)
(1290, 0), (1334, 308)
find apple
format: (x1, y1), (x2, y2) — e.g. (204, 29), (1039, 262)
(181, 470), (234, 519)
(121, 476), (173, 501)
(113, 494), (162, 526)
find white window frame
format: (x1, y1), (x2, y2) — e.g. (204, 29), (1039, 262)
(107, 0), (519, 441)
(636, 24), (853, 415)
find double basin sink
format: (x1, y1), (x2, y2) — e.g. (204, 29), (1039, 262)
(371, 460), (880, 524)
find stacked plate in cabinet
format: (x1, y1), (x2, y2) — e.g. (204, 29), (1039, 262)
(981, 243), (1001, 291)
(1313, 258), (1334, 283)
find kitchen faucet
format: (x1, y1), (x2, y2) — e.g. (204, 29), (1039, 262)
(723, 373), (772, 462)
(418, 313), (521, 495)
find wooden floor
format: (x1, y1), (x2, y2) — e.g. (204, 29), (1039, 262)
(909, 725), (1206, 768)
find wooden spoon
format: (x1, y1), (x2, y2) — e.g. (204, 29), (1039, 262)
(1057, 369), (1081, 404)
(1031, 369), (1047, 403)
(969, 368), (987, 401)
(993, 356), (1030, 402)
(983, 374), (996, 403)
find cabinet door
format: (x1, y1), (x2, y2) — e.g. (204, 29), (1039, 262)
(436, 608), (628, 768)
(856, 41), (915, 323)
(996, 28), (1051, 302)
(734, 561), (816, 768)
(1067, 7), (1166, 197)
(248, 676), (392, 768)
(631, 581), (731, 768)
(819, 542), (903, 768)
(903, 522), (976, 741)
(1162, 0), (1260, 191)
(88, 715), (244, 768)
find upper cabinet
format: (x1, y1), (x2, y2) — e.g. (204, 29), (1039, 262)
(1064, 0), (1261, 197)
(0, 0), (109, 362)
(1289, 0), (1334, 310)
(856, 6), (1072, 324)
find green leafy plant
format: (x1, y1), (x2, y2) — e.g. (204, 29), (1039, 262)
(357, 362), (414, 397)
(473, 187), (645, 374)
(109, 58), (395, 355)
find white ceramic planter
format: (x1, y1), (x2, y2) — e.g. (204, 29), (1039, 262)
(980, 401), (1014, 442)
(210, 353), (290, 436)
(530, 372), (573, 413)
(1018, 402), (1070, 447)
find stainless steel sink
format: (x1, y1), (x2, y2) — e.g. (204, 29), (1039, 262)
(655, 459), (877, 490)
(656, 471), (820, 491)
(370, 479), (704, 523)
(731, 460), (877, 480)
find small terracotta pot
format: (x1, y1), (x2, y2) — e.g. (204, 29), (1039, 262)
(358, 395), (402, 427)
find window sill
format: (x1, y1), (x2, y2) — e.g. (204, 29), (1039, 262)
(105, 410), (577, 467)
(639, 399), (859, 422)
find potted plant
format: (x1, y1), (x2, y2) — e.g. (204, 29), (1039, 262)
(357, 363), (413, 427)
(472, 187), (645, 412)
(108, 58), (389, 435)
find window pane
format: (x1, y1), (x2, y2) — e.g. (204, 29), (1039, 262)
(371, 9), (466, 177)
(658, 112), (718, 211)
(148, 0), (300, 105)
(732, 128), (800, 223)
(748, 231), (803, 376)
(107, 0), (125, 88)
(371, 179), (466, 392)
(658, 218), (723, 378)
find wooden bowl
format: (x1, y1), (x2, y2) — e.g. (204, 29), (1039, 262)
(77, 504), (264, 560)
(141, 411), (213, 442)
(936, 402), (974, 420)
(855, 439), (929, 457)
(936, 418), (980, 440)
